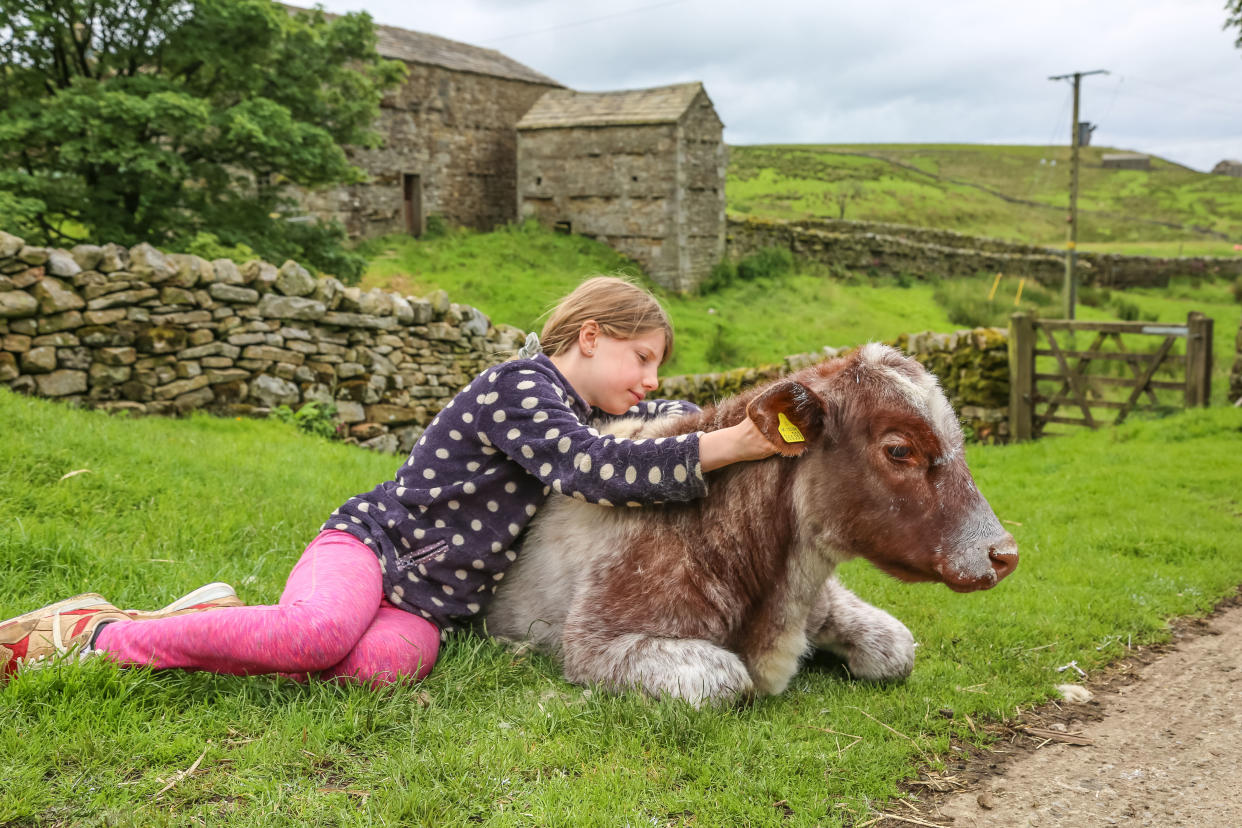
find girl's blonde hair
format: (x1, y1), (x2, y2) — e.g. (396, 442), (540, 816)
(539, 276), (675, 365)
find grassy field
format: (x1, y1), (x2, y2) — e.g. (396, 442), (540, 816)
(728, 144), (1242, 253)
(359, 224), (1242, 403)
(2, 389), (1241, 826)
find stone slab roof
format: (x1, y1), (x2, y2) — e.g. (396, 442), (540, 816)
(516, 82), (706, 129)
(283, 4), (561, 87)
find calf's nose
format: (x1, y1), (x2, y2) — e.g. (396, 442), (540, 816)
(988, 534), (1019, 583)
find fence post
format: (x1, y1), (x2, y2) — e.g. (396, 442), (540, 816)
(1009, 312), (1034, 441)
(1185, 311), (1213, 407)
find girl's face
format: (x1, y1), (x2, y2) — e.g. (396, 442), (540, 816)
(581, 328), (666, 415)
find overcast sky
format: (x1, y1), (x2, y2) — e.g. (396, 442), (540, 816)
(313, 0), (1242, 172)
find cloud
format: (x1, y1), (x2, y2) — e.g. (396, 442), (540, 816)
(317, 0), (1242, 170)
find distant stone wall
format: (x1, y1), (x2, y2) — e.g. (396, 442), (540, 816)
(726, 216), (1242, 290)
(0, 231), (524, 454)
(658, 326), (1011, 443)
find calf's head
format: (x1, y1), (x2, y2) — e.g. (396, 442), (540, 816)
(746, 343), (1018, 592)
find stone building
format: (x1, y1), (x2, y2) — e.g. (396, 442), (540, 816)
(1212, 159), (1242, 178)
(515, 83), (727, 293)
(297, 11), (563, 237)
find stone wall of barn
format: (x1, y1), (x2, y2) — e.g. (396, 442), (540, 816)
(518, 123), (682, 289)
(518, 98), (727, 294)
(0, 231), (525, 455)
(726, 216), (1242, 289)
(300, 64), (557, 238)
(674, 90), (728, 293)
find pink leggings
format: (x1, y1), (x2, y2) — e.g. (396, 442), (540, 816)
(94, 530), (440, 686)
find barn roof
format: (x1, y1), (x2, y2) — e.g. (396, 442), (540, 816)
(516, 82), (708, 129)
(282, 5), (562, 87)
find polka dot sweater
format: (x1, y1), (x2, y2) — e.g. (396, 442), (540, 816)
(323, 353), (707, 637)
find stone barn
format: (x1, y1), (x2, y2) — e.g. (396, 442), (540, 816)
(1212, 159), (1242, 178)
(515, 82), (727, 293)
(295, 10), (563, 237)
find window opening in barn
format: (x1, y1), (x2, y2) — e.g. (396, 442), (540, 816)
(554, 221), (572, 235)
(403, 173), (423, 237)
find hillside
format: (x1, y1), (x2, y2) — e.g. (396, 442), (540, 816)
(359, 223), (1241, 400)
(728, 144), (1242, 255)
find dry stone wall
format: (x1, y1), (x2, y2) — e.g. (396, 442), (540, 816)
(658, 326), (1011, 443)
(727, 216), (1242, 289)
(0, 231), (524, 454)
(1, 227), (1013, 447)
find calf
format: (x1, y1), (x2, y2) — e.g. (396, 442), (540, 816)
(485, 344), (1017, 706)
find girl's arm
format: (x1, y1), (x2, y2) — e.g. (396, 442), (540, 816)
(698, 417), (780, 472)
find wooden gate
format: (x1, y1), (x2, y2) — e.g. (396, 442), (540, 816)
(1008, 311), (1214, 441)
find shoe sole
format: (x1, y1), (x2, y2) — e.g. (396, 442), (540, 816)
(0, 594), (112, 641)
(125, 582), (240, 619)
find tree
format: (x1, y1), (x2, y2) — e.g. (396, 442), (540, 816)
(1228, 0), (1242, 49)
(0, 0), (405, 280)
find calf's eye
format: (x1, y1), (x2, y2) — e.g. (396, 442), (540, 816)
(886, 445), (911, 460)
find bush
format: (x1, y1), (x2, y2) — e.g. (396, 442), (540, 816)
(423, 214), (449, 239)
(271, 401), (341, 440)
(181, 232), (258, 265)
(703, 323), (741, 367)
(1114, 299), (1141, 321)
(1078, 285), (1112, 308)
(179, 219), (367, 285)
(737, 246), (794, 282)
(933, 277), (1055, 328)
(698, 260), (738, 294)
(1231, 276), (1242, 305)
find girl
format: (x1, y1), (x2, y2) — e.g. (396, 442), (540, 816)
(1, 276), (778, 686)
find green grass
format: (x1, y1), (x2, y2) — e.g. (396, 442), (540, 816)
(358, 221), (641, 335)
(729, 144), (1242, 252)
(2, 391), (1241, 826)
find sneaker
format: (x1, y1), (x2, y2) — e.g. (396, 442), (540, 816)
(0, 594), (131, 677)
(124, 582), (243, 620)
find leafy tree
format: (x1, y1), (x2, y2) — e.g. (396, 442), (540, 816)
(1229, 0), (1242, 49)
(0, 0), (404, 281)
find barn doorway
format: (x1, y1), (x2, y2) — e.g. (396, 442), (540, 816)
(403, 173), (423, 237)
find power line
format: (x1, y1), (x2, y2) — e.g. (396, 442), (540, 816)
(1047, 69), (1109, 320)
(480, 0), (687, 45)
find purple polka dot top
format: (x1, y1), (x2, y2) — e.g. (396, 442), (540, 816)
(323, 353), (706, 637)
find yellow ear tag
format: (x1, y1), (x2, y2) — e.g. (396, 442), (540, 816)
(777, 412), (805, 443)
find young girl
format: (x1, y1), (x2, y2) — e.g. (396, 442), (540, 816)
(1, 276), (778, 686)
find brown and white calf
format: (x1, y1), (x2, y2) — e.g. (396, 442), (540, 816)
(485, 344), (1018, 706)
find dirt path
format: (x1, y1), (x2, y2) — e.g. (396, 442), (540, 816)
(892, 599), (1242, 826)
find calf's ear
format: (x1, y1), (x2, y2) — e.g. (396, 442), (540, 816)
(746, 380), (829, 457)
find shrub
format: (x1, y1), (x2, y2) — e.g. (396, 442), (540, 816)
(181, 232), (258, 265)
(736, 246), (793, 282)
(1114, 299), (1141, 321)
(933, 277), (1055, 328)
(698, 260), (738, 294)
(1231, 276), (1242, 305)
(423, 214), (449, 239)
(703, 323), (742, 367)
(1078, 285), (1112, 308)
(271, 401), (341, 440)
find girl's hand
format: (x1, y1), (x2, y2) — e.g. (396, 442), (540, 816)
(698, 418), (782, 472)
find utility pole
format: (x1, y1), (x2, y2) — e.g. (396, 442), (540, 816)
(1048, 69), (1108, 319)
